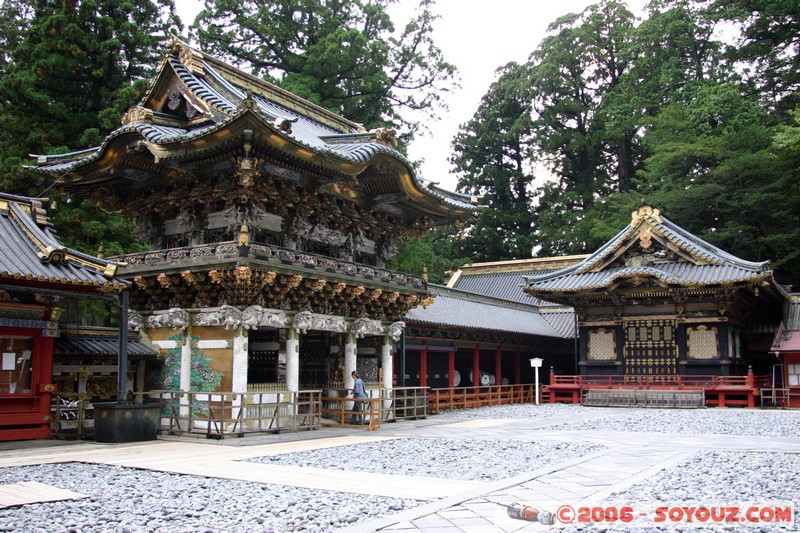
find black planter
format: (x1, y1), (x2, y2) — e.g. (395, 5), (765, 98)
(93, 402), (161, 443)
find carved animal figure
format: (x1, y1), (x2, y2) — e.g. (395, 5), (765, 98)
(386, 321), (406, 341)
(351, 318), (383, 338)
(128, 311), (144, 332)
(220, 304), (243, 330)
(292, 310), (313, 334)
(260, 310), (288, 329)
(148, 308), (189, 331)
(241, 305), (264, 330)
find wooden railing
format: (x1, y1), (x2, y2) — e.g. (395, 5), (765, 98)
(143, 390), (321, 438)
(428, 384), (536, 414)
(551, 374), (768, 388)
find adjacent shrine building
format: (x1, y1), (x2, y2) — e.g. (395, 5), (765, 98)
(29, 38), (478, 396)
(523, 205), (788, 381)
(0, 193), (129, 440)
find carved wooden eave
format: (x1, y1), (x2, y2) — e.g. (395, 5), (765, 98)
(119, 241), (429, 320)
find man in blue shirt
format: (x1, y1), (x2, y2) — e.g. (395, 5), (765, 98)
(351, 370), (367, 425)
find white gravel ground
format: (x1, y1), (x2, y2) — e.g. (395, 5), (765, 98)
(0, 463), (415, 533)
(244, 438), (603, 481)
(439, 403), (800, 437)
(0, 404), (798, 532)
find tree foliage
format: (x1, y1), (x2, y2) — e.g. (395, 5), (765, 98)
(0, 0), (180, 194)
(449, 62), (536, 261)
(191, 0), (457, 135)
(0, 0), (179, 254)
(441, 0), (798, 286)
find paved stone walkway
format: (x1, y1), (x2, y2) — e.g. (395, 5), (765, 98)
(1, 408), (799, 532)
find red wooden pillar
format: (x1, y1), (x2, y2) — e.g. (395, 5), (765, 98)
(448, 351), (455, 388)
(420, 349), (428, 388)
(494, 348), (501, 386)
(472, 346), (480, 387)
(550, 367), (557, 404)
(514, 348), (521, 385)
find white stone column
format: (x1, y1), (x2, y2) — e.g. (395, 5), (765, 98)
(231, 329), (248, 393)
(285, 328), (300, 392)
(344, 333), (357, 389)
(381, 336), (394, 412)
(179, 333), (192, 416)
(344, 333), (357, 410)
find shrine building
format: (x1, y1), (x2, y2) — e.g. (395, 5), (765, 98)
(29, 37), (479, 399)
(0, 193), (132, 440)
(524, 205), (790, 407)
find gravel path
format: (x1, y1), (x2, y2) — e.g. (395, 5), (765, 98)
(244, 438), (603, 481)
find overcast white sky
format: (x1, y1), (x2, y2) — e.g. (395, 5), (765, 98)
(174, 1), (647, 191)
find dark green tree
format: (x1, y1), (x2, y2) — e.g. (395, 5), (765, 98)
(526, 0), (638, 255)
(449, 62), (536, 261)
(714, 0), (800, 116)
(0, 0), (179, 250)
(389, 226), (469, 285)
(191, 0), (456, 135)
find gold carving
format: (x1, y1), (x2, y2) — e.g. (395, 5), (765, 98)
(121, 106), (154, 125)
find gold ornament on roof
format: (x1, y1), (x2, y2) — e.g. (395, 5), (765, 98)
(121, 106), (154, 125)
(630, 204), (662, 225)
(370, 128), (398, 148)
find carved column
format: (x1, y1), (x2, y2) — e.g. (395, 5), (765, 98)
(286, 328), (300, 392)
(232, 329), (248, 393)
(344, 332), (357, 410)
(381, 336), (393, 411)
(180, 333), (191, 416)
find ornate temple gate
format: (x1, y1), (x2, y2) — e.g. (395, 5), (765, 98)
(623, 319), (677, 378)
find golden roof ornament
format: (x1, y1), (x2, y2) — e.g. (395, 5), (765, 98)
(121, 106), (153, 125)
(370, 128), (398, 148)
(238, 222), (251, 247)
(630, 204), (662, 226)
(169, 34), (205, 76)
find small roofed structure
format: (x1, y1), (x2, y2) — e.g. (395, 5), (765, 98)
(0, 192), (130, 440)
(771, 295), (800, 407)
(523, 204), (789, 407)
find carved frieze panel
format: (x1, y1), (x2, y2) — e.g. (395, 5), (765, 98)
(351, 317), (384, 338)
(292, 311), (348, 334)
(147, 308), (189, 331)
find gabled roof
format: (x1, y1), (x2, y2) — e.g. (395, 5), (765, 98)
(523, 205), (786, 302)
(405, 285), (573, 338)
(0, 193), (127, 290)
(29, 37), (477, 216)
(446, 256), (588, 306)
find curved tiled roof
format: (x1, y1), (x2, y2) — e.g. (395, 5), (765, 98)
(524, 205), (776, 294)
(30, 42), (477, 213)
(0, 194), (127, 289)
(452, 269), (561, 306)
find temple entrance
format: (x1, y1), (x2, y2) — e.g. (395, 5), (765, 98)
(299, 332), (332, 389)
(247, 329), (283, 387)
(623, 319), (677, 378)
